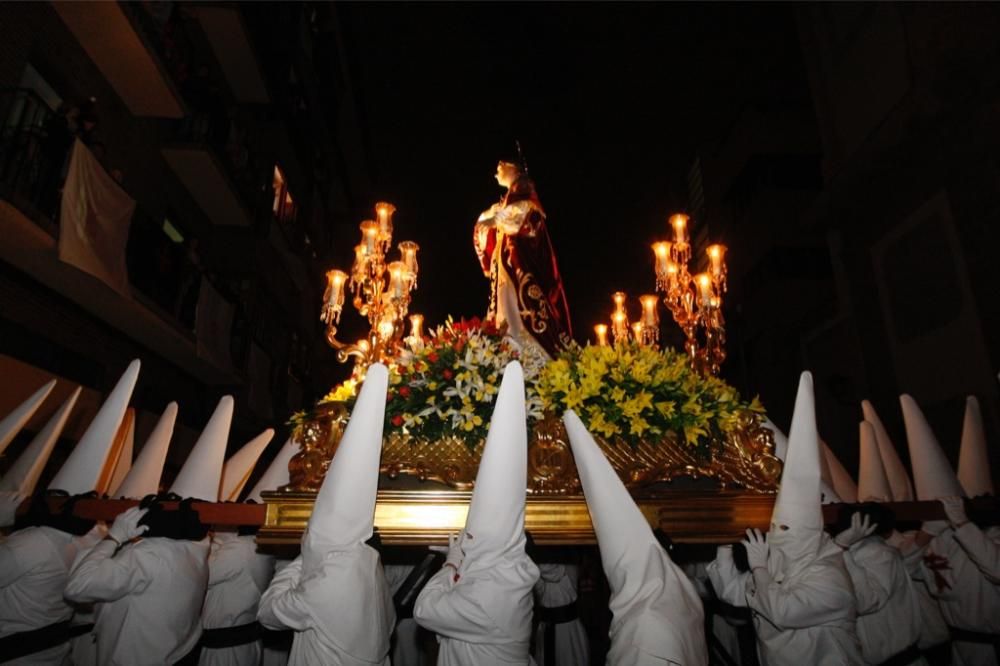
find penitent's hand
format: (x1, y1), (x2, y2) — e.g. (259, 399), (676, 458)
(107, 507), (149, 545)
(742, 528), (769, 571)
(835, 512), (878, 549)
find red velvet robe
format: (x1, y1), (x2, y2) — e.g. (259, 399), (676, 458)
(473, 178), (573, 357)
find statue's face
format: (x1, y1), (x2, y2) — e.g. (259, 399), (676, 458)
(495, 161), (519, 188)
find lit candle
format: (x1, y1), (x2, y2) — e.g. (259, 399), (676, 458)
(695, 272), (713, 307)
(378, 318), (395, 340)
(632, 322), (644, 341)
(399, 240), (419, 275)
(387, 261), (407, 298)
(639, 294), (659, 326)
(594, 324), (608, 347)
(409, 313), (424, 339)
(612, 291), (627, 314)
(670, 213), (689, 245)
(360, 220), (379, 255)
(707, 244), (727, 278)
(612, 310), (628, 343)
(652, 241), (672, 275)
(375, 202), (396, 240)
(322, 269), (348, 323)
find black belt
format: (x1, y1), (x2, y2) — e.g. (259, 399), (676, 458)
(0, 621), (92, 661)
(879, 644), (922, 666)
(199, 622), (261, 649)
(537, 602), (578, 666)
(949, 626), (1000, 661)
(260, 626), (293, 652)
(536, 601), (578, 625)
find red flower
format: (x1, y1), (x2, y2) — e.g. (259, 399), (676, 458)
(391, 415), (404, 427)
(428, 352), (439, 363)
(398, 386), (411, 398)
(442, 368), (454, 380)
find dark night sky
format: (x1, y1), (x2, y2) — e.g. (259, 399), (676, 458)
(336, 3), (802, 341)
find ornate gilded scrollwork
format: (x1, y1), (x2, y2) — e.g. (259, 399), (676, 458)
(283, 402), (350, 492)
(285, 408), (781, 495)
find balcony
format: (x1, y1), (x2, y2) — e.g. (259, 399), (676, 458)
(51, 2), (184, 119)
(189, 6), (270, 105)
(0, 88), (239, 385)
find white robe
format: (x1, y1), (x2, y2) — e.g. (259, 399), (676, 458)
(708, 540), (862, 666)
(199, 533), (274, 666)
(257, 548), (394, 666)
(384, 564), (426, 666)
(0, 526), (88, 665)
(64, 536), (210, 666)
(920, 525), (1000, 666)
(842, 536), (923, 664)
(893, 531), (950, 650)
(413, 554), (539, 666)
(260, 558), (294, 666)
(531, 564), (588, 666)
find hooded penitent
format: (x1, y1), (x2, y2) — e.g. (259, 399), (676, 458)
(862, 400), (915, 501)
(563, 409), (707, 665)
(48, 360), (140, 494)
(0, 388), (80, 496)
(450, 362), (538, 632)
(169, 396), (234, 501)
(295, 362), (393, 660)
(768, 372), (826, 579)
(0, 379), (56, 457)
(245, 438), (299, 503)
(900, 394), (965, 501)
(857, 420), (893, 502)
(115, 403), (178, 499)
(821, 441), (858, 503)
(958, 396), (993, 498)
(219, 428), (274, 502)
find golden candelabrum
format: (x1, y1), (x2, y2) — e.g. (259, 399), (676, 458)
(321, 202), (422, 371)
(594, 213), (728, 375)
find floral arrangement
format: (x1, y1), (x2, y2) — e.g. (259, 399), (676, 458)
(536, 343), (764, 453)
(291, 320), (763, 457)
(382, 317), (547, 447)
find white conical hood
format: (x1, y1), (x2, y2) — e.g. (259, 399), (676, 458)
(958, 396), (993, 497)
(169, 396), (233, 501)
(563, 409), (707, 665)
(304, 364), (388, 555)
(858, 421), (892, 502)
(462, 361), (528, 563)
(48, 360), (140, 494)
(0, 380), (56, 457)
(300, 364), (395, 664)
(821, 441), (858, 503)
(220, 428), (274, 501)
(115, 403), (177, 499)
(862, 400), (914, 501)
(107, 409), (135, 496)
(900, 394), (964, 500)
(772, 372), (824, 529)
(246, 437), (299, 503)
(768, 372), (827, 580)
(0, 388), (80, 496)
(763, 418), (788, 461)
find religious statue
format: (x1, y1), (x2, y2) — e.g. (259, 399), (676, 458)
(473, 154), (573, 358)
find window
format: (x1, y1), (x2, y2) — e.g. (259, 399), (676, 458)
(272, 165), (297, 223)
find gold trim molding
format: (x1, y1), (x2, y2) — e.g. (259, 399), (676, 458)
(257, 489), (778, 546)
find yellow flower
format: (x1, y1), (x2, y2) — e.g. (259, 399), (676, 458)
(610, 387), (626, 403)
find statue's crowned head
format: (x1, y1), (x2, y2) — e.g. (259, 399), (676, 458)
(495, 160), (521, 189)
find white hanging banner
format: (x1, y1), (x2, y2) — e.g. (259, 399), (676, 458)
(58, 140), (134, 296)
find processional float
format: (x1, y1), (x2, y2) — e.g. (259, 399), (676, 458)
(258, 158), (787, 546)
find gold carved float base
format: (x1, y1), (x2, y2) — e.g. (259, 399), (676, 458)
(285, 409), (781, 496)
(257, 489), (778, 546)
